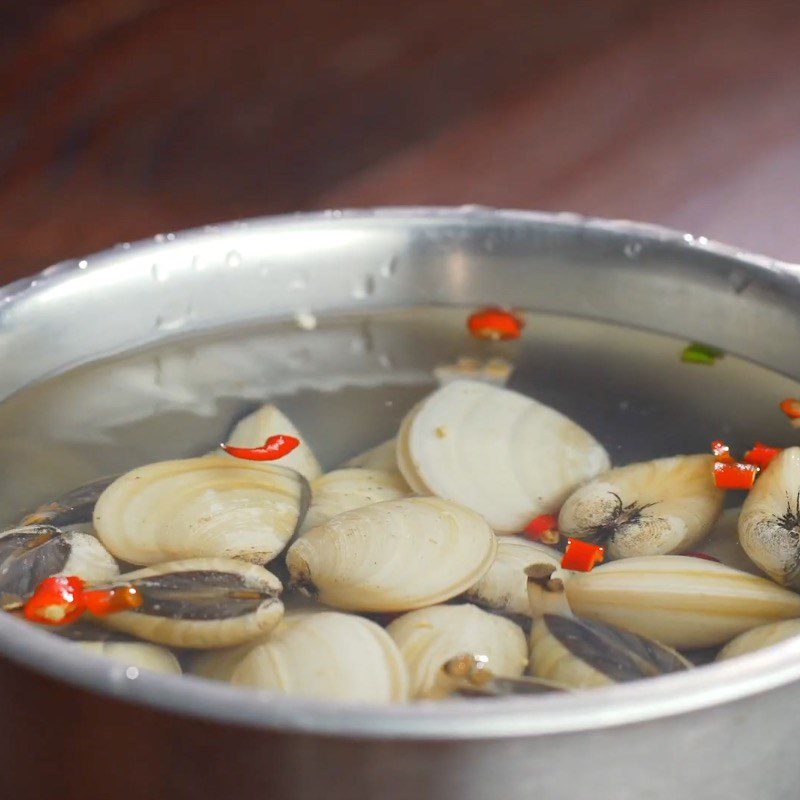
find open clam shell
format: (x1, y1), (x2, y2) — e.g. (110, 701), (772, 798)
(76, 640), (182, 676)
(300, 468), (411, 533)
(386, 603), (528, 699)
(194, 611), (408, 703)
(561, 555), (800, 649)
(99, 558), (284, 648)
(558, 454), (724, 559)
(215, 403), (321, 482)
(343, 438), (400, 473)
(286, 497), (496, 612)
(0, 525), (118, 605)
(20, 476), (116, 528)
(396, 380), (610, 533)
(717, 619), (800, 661)
(530, 614), (691, 689)
(739, 447), (800, 588)
(94, 456), (309, 565)
(465, 538), (561, 617)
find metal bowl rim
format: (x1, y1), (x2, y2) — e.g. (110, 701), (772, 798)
(1, 205), (799, 740)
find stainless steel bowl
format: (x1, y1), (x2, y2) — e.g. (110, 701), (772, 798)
(2, 208), (800, 799)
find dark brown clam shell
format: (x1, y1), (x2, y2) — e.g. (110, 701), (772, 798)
(20, 476), (117, 528)
(0, 525), (71, 603)
(542, 613), (690, 682)
(129, 570), (279, 621)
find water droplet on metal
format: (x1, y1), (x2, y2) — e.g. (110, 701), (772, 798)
(165, 232), (176, 242)
(154, 233), (166, 243)
(623, 242), (642, 258)
(682, 233), (695, 244)
(294, 310), (318, 330)
(378, 353), (394, 369)
(729, 269), (751, 294)
(288, 272), (309, 291)
(78, 260), (88, 270)
(226, 251), (242, 268)
(380, 257), (398, 278)
(352, 275), (376, 299)
(697, 236), (709, 246)
(125, 666), (140, 680)
(120, 242), (131, 250)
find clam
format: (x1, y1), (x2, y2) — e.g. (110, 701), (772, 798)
(300, 468), (411, 533)
(529, 613), (691, 689)
(441, 653), (568, 697)
(701, 508), (762, 575)
(0, 525), (118, 605)
(558, 455), (724, 559)
(530, 555), (800, 649)
(739, 447), (800, 588)
(194, 611), (408, 703)
(465, 538), (561, 617)
(20, 476), (116, 527)
(76, 640), (182, 676)
(217, 403), (321, 481)
(286, 497), (496, 612)
(343, 438), (400, 473)
(99, 558), (284, 648)
(94, 456), (309, 565)
(396, 380), (610, 533)
(386, 603), (528, 698)
(717, 619), (800, 661)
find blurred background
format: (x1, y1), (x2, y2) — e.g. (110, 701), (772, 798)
(2, 0), (800, 281)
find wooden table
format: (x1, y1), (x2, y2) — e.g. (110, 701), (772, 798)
(2, 0), (799, 274)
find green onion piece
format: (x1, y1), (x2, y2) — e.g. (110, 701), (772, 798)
(681, 342), (724, 365)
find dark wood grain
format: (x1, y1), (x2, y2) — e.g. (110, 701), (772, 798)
(4, 0), (799, 283)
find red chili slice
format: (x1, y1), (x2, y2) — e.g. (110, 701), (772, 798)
(84, 585), (142, 616)
(522, 514), (560, 544)
(780, 398), (800, 420)
(711, 439), (735, 465)
(23, 575), (86, 626)
(467, 308), (524, 341)
(221, 434), (300, 462)
(561, 538), (605, 572)
(743, 443), (782, 471)
(713, 461), (758, 490)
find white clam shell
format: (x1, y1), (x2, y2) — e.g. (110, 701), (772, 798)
(529, 614), (690, 689)
(559, 454), (724, 559)
(301, 468), (411, 533)
(465, 538), (561, 616)
(217, 404), (321, 481)
(94, 456), (308, 565)
(60, 530), (120, 584)
(195, 611), (409, 703)
(100, 557), (284, 649)
(717, 619), (800, 661)
(562, 555), (800, 649)
(343, 438), (400, 473)
(739, 447), (800, 588)
(286, 497), (496, 612)
(701, 508), (762, 575)
(396, 380), (610, 532)
(76, 641), (182, 676)
(386, 603), (528, 698)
